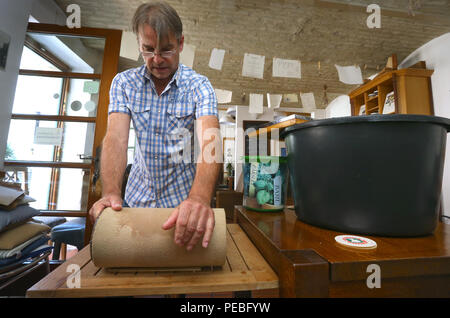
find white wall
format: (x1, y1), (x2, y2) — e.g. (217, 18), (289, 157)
(0, 0), (34, 170)
(399, 33), (450, 217)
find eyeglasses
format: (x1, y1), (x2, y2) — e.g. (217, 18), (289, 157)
(141, 49), (177, 59)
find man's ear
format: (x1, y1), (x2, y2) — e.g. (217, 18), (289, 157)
(178, 35), (184, 52)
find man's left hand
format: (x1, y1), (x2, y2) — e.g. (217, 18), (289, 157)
(162, 196), (215, 251)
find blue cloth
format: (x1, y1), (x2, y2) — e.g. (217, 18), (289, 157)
(0, 204), (40, 232)
(109, 63), (218, 208)
(0, 235), (52, 267)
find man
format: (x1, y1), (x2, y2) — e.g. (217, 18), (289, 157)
(89, 1), (221, 251)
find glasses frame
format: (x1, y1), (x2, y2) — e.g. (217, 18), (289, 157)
(141, 48), (177, 59)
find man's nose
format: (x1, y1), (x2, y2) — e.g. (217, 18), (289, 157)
(153, 54), (164, 64)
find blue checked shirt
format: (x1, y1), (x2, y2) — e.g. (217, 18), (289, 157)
(108, 63), (218, 208)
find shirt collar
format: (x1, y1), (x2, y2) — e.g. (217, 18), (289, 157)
(140, 63), (183, 89)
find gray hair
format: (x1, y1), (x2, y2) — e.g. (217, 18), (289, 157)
(132, 1), (183, 45)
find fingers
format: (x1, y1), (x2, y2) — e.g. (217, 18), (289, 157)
(110, 197), (123, 211)
(201, 215), (215, 249)
(88, 195), (123, 224)
(164, 199), (215, 251)
(162, 207), (179, 230)
(174, 204), (190, 246)
(186, 210), (214, 251)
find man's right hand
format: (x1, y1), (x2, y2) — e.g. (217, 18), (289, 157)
(88, 194), (123, 224)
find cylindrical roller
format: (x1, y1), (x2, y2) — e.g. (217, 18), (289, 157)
(90, 208), (227, 268)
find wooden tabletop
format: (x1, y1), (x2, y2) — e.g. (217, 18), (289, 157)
(245, 115), (310, 138)
(26, 224), (278, 298)
(236, 206), (450, 297)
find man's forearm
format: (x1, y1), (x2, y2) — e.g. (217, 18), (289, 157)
(100, 134), (128, 196)
(189, 161), (221, 205)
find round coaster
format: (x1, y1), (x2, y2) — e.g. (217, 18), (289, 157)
(335, 235), (377, 249)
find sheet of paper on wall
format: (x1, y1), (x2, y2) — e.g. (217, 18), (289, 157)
(34, 127), (63, 147)
(119, 31), (140, 61)
(272, 58), (301, 79)
(249, 93), (264, 114)
(335, 64), (364, 85)
(242, 53), (265, 79)
(267, 93), (282, 109)
(300, 92), (316, 111)
(180, 44), (196, 68)
(83, 81), (100, 94)
(283, 94), (298, 103)
(209, 48), (225, 70)
(215, 88), (232, 104)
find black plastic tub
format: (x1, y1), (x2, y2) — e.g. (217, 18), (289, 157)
(281, 114), (450, 237)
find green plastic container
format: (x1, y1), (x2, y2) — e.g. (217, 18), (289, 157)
(243, 156), (288, 212)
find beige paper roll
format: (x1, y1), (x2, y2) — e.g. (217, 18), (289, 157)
(90, 208), (227, 269)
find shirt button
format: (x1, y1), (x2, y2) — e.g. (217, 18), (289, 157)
(154, 156), (158, 159)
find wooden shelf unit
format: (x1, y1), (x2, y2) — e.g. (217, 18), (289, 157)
(349, 68), (434, 116)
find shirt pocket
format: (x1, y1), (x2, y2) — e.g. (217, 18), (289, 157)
(130, 100), (151, 135)
(166, 103), (195, 159)
(166, 103), (195, 133)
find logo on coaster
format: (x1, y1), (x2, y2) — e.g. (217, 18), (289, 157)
(343, 236), (367, 244)
(335, 235), (377, 249)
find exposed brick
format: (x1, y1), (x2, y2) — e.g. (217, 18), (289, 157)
(54, 0), (450, 108)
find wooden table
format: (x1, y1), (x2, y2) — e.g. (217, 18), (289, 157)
(26, 224), (278, 298)
(235, 206), (450, 298)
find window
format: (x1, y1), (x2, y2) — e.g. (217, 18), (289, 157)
(4, 30), (105, 213)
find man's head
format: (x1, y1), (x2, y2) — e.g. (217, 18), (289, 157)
(132, 1), (184, 82)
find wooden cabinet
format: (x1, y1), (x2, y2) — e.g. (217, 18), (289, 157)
(349, 68), (434, 116)
(235, 206), (450, 297)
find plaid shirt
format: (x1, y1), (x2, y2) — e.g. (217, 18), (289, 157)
(108, 63), (218, 208)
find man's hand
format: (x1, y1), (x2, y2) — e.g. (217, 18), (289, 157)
(89, 194), (123, 224)
(162, 196), (215, 251)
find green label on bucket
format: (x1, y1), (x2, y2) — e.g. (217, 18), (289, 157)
(243, 157), (288, 211)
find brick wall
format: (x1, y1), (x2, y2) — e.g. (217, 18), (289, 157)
(55, 0), (450, 108)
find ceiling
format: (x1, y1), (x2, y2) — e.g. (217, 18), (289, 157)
(53, 0), (450, 108)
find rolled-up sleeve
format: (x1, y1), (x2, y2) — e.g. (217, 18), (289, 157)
(108, 73), (131, 115)
(193, 77), (218, 119)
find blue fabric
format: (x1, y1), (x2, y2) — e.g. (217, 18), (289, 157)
(0, 235), (49, 265)
(0, 239), (53, 267)
(18, 235), (50, 257)
(109, 63), (218, 208)
(50, 218), (85, 251)
(0, 204), (40, 233)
